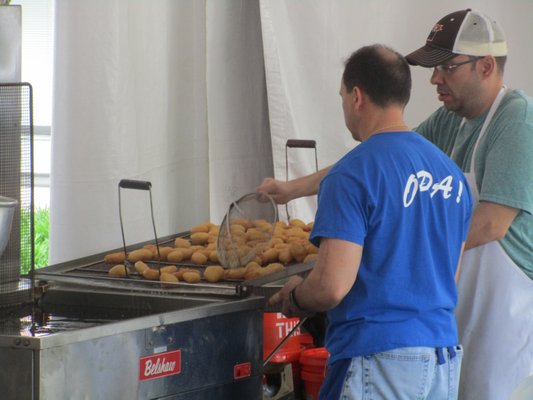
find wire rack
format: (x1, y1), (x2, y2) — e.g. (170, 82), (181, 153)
(0, 82), (34, 307)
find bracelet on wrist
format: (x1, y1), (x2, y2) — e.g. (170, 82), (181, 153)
(289, 286), (305, 311)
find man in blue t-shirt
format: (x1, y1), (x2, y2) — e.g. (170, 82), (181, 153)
(268, 45), (472, 399)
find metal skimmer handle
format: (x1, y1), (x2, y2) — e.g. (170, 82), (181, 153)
(118, 179), (161, 276)
(285, 139), (319, 221)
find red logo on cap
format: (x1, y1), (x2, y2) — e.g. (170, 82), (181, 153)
(427, 23), (444, 42)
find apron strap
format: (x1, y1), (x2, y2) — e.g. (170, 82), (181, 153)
(469, 86), (507, 176)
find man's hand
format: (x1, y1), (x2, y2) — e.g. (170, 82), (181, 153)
(268, 276), (304, 318)
(257, 178), (293, 205)
(257, 168), (330, 205)
(269, 238), (362, 318)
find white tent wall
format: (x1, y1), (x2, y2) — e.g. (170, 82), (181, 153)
(260, 0), (533, 223)
(50, 1), (210, 263)
(50, 0), (272, 263)
(49, 0), (533, 263)
(206, 0), (273, 225)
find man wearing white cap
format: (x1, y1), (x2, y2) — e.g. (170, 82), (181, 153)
(258, 8), (533, 400)
(406, 9), (533, 400)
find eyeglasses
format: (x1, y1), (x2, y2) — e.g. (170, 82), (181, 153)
(434, 57), (482, 74)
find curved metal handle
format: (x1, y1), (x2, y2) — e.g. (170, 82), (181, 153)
(119, 179), (152, 191)
(117, 178), (160, 275)
(285, 139), (319, 221)
(286, 139), (316, 149)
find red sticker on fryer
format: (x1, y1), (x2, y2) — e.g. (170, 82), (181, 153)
(139, 350), (181, 381)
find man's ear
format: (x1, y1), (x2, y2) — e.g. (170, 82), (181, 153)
(352, 86), (363, 110)
(479, 56), (496, 77)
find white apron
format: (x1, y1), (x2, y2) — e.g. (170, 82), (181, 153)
(456, 88), (533, 400)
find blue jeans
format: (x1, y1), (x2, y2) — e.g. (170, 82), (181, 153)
(319, 346), (463, 400)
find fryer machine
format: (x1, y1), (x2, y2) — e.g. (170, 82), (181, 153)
(0, 231), (314, 399)
(0, 285), (264, 399)
(0, 84), (318, 399)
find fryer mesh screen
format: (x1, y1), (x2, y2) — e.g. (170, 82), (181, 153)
(0, 83), (34, 307)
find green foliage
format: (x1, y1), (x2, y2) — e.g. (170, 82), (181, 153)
(20, 208), (32, 275)
(20, 208), (49, 275)
(34, 208), (49, 269)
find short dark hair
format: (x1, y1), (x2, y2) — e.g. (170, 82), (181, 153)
(495, 56), (507, 73)
(464, 55), (507, 75)
(342, 44), (411, 108)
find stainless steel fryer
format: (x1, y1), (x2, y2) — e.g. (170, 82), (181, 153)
(0, 232), (315, 399)
(0, 285), (265, 399)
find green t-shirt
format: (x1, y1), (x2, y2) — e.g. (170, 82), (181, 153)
(415, 89), (533, 279)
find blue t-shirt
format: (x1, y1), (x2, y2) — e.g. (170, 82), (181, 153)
(310, 131), (473, 364)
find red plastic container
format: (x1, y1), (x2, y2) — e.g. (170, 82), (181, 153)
(300, 347), (329, 374)
(300, 371), (324, 400)
(300, 347), (329, 399)
(298, 332), (315, 349)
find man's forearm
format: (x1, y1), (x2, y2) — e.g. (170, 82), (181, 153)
(292, 238), (362, 312)
(289, 166), (331, 200)
(465, 201), (519, 249)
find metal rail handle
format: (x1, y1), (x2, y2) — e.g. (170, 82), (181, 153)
(118, 179), (161, 276)
(285, 139), (319, 221)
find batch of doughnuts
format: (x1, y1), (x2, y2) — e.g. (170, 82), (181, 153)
(104, 218), (318, 284)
